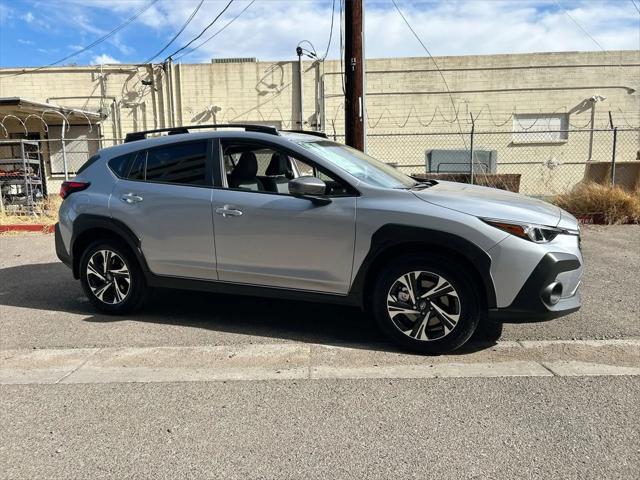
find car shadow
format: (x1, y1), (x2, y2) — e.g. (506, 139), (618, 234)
(0, 262), (497, 355)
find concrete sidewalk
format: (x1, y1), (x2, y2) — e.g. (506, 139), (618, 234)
(3, 339), (639, 385)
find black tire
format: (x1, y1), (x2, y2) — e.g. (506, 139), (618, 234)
(472, 318), (503, 343)
(371, 254), (482, 354)
(79, 239), (147, 315)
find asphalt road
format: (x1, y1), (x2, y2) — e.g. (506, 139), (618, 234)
(0, 226), (638, 351)
(2, 378), (638, 479)
(1, 225), (639, 479)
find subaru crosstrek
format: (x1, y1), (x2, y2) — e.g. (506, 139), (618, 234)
(55, 124), (583, 354)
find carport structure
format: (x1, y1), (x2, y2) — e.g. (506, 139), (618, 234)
(0, 97), (102, 182)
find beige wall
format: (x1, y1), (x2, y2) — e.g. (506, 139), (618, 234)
(1, 50), (638, 194)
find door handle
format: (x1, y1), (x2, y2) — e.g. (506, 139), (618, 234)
(121, 193), (144, 204)
(215, 205), (243, 217)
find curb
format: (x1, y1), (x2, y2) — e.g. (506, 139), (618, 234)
(0, 224), (55, 234)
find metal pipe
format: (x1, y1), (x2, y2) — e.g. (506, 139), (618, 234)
(324, 85), (637, 98)
(321, 63), (640, 75)
(148, 64), (159, 130)
(469, 119), (475, 185)
(296, 47), (304, 128)
(166, 59), (176, 128)
(611, 127), (618, 186)
(587, 103), (596, 161)
(61, 120), (69, 180)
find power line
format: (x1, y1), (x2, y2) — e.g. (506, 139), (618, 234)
(165, 0), (235, 61)
(339, 0), (345, 95)
(630, 0), (640, 15)
(390, 0), (466, 145)
(554, 0), (606, 52)
(0, 0), (160, 79)
(174, 0), (256, 61)
(296, 40), (318, 58)
(144, 0), (205, 63)
(320, 0), (337, 60)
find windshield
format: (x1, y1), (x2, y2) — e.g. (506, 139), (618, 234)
(296, 140), (416, 189)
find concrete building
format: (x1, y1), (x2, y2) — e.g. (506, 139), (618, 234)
(0, 50), (638, 195)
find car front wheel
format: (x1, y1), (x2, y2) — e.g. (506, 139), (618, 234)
(372, 254), (481, 354)
(79, 240), (147, 314)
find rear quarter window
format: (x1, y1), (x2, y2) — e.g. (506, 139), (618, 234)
(108, 152), (135, 178)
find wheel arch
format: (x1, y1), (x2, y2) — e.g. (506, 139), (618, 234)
(350, 224), (497, 310)
(71, 214), (149, 279)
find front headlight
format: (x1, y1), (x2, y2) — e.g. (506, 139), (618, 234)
(482, 219), (577, 243)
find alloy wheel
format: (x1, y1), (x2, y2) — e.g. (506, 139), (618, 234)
(86, 249), (131, 305)
(387, 270), (461, 342)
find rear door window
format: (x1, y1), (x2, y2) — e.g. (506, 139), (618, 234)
(145, 141), (207, 185)
(121, 141), (208, 185)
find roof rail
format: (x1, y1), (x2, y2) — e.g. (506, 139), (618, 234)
(123, 124), (279, 143)
(279, 129), (328, 139)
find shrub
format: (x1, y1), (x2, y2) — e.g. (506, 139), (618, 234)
(553, 182), (640, 224)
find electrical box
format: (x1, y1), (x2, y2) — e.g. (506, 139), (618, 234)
(426, 149), (497, 174)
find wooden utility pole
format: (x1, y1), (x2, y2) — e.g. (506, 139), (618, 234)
(344, 0), (365, 151)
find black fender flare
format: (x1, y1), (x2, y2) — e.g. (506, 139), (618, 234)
(70, 214), (150, 278)
(348, 224), (497, 309)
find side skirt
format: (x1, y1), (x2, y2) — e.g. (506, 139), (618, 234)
(146, 274), (362, 307)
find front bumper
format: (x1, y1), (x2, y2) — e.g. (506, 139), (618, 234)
(489, 251), (582, 322)
(54, 223), (72, 269)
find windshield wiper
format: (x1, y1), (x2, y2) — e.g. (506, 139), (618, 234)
(411, 180), (438, 190)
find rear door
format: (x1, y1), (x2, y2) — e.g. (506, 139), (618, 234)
(109, 140), (217, 280)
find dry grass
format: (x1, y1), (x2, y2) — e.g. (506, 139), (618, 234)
(0, 195), (60, 226)
(553, 182), (640, 224)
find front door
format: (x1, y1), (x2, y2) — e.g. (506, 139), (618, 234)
(109, 140), (217, 280)
(211, 141), (357, 294)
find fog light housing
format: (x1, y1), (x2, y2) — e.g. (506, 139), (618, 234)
(542, 282), (563, 306)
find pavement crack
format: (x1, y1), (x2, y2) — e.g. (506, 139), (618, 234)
(539, 362), (557, 377)
(55, 348), (102, 384)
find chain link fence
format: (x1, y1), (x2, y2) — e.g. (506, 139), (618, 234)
(337, 128), (640, 197)
(3, 128), (638, 214)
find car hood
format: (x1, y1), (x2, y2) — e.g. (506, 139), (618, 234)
(412, 181), (562, 226)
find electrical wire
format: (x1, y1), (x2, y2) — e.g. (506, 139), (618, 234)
(391, 0), (467, 145)
(338, 0), (346, 96)
(174, 0), (256, 61)
(297, 40), (318, 58)
(0, 0), (160, 79)
(630, 0), (640, 15)
(165, 0), (235, 61)
(320, 0), (337, 60)
(554, 0), (606, 52)
(144, 0), (205, 63)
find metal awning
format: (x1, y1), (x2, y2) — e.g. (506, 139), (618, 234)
(0, 97), (100, 135)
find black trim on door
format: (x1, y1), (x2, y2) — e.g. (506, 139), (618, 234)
(210, 138), (224, 187)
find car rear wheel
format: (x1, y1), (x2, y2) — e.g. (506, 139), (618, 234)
(372, 254), (481, 354)
(79, 240), (147, 314)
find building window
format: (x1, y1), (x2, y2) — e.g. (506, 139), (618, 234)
(512, 114), (568, 144)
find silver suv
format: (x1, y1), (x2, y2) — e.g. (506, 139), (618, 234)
(55, 124), (583, 354)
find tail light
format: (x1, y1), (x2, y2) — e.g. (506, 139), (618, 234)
(59, 181), (90, 199)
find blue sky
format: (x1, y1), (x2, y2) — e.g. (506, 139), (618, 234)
(0, 0), (638, 67)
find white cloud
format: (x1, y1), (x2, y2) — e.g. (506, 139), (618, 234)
(20, 10), (50, 29)
(9, 0), (640, 65)
(21, 11), (34, 23)
(17, 39), (35, 46)
(144, 0), (640, 63)
(92, 53), (121, 64)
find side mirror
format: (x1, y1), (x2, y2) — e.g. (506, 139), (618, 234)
(288, 176), (332, 205)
